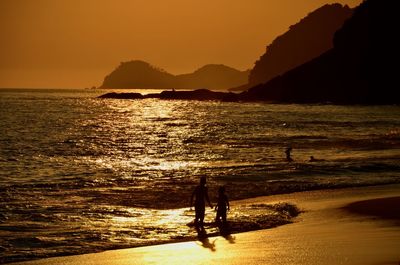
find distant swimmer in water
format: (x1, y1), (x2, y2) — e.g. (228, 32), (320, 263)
(309, 156), (325, 162)
(285, 147), (293, 162)
(190, 177), (213, 228)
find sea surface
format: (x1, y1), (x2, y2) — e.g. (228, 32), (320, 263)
(1, 88), (400, 263)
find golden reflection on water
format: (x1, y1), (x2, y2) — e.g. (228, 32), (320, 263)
(3, 90), (400, 263)
(143, 160), (195, 171)
(103, 205), (227, 245)
(106, 206), (195, 240)
(81, 99), (400, 247)
(72, 99), (400, 247)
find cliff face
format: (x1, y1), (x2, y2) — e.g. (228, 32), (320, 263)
(243, 0), (398, 104)
(100, 61), (248, 90)
(248, 4), (353, 87)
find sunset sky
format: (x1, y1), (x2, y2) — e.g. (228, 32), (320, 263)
(0, 0), (361, 88)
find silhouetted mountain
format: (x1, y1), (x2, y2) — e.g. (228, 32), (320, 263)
(100, 61), (249, 90)
(247, 4), (353, 88)
(242, 0), (398, 104)
(176, 64), (250, 90)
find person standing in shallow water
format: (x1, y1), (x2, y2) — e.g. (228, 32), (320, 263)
(285, 147), (293, 162)
(215, 186), (230, 224)
(190, 177), (213, 227)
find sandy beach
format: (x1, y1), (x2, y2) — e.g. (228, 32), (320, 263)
(10, 184), (400, 265)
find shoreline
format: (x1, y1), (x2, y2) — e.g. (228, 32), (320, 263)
(97, 89), (400, 105)
(10, 184), (400, 265)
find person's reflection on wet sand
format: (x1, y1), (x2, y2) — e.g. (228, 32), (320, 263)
(195, 226), (216, 251)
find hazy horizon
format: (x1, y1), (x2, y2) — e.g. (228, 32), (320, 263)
(0, 0), (361, 89)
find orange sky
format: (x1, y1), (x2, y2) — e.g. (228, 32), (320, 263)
(0, 0), (361, 88)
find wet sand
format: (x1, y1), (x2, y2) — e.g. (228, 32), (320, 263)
(11, 184), (400, 265)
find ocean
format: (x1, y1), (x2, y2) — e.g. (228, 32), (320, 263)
(1, 88), (399, 263)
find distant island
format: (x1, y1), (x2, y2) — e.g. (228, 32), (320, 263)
(99, 0), (397, 105)
(100, 61), (249, 91)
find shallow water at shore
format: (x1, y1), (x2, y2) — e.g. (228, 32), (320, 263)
(1, 88), (400, 263)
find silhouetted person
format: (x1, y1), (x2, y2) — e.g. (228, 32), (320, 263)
(215, 186), (230, 224)
(190, 177), (213, 228)
(285, 147), (293, 162)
